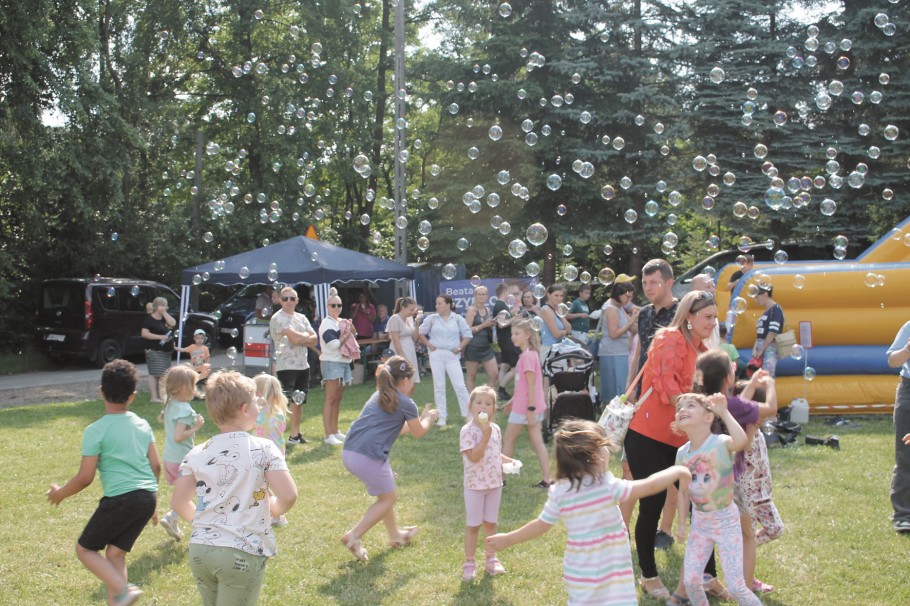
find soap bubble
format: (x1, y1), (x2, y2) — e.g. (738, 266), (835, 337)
(754, 144), (768, 159)
(226, 346), (238, 360)
(731, 297), (748, 315)
(417, 237), (429, 251)
(508, 239), (528, 258)
(562, 244), (573, 256)
(709, 66), (725, 83)
(579, 271), (592, 284)
(442, 263), (457, 280)
(693, 155), (708, 171)
(457, 238), (470, 251)
(239, 266), (250, 279)
(489, 125), (503, 141)
(597, 267), (616, 286)
(793, 274), (806, 289)
(526, 223), (549, 246)
(499, 221), (511, 235)
(645, 200), (659, 217)
(624, 209), (638, 224)
(803, 367), (816, 381)
(773, 250), (789, 264)
(532, 283), (547, 300)
(546, 174), (562, 191)
(791, 344), (806, 360)
(885, 124), (900, 141)
(526, 262), (540, 277)
(467, 147), (480, 160)
(563, 265), (579, 281)
(556, 303), (570, 318)
(600, 185), (616, 200)
(820, 199), (837, 216)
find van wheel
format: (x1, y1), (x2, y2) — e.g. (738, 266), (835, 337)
(95, 339), (123, 367)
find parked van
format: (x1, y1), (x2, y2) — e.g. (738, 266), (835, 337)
(35, 278), (218, 367)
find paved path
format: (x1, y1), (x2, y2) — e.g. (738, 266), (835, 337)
(0, 352), (236, 407)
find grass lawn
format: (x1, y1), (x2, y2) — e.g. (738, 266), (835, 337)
(4, 377), (910, 605)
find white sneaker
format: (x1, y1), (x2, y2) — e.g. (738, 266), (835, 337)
(435, 418), (447, 427)
(271, 515), (289, 527)
(159, 511), (183, 541)
(334, 432), (346, 441)
(324, 434), (344, 446)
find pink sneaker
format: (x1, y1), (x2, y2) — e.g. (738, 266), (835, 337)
(462, 560), (476, 581)
(485, 556), (506, 575)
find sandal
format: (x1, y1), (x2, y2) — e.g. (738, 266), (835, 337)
(485, 555), (506, 575)
(462, 559), (476, 581)
(751, 579), (775, 593)
(389, 525), (419, 548)
(639, 576), (671, 600)
(341, 535), (369, 562)
(666, 593), (691, 606)
(703, 575), (733, 601)
(533, 480), (552, 489)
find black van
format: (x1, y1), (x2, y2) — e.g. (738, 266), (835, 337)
(35, 278), (218, 367)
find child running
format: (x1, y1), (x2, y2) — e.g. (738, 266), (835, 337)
(460, 385), (518, 581)
(486, 420), (690, 606)
(674, 393), (762, 606)
(340, 356), (439, 562)
(159, 365), (205, 541)
(253, 373), (290, 526)
(502, 318), (552, 488)
(170, 371), (298, 606)
(47, 360), (159, 606)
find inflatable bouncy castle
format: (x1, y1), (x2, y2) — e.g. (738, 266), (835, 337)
(718, 218), (910, 414)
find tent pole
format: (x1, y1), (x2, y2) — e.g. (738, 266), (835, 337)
(177, 285), (190, 362)
(393, 0), (408, 302)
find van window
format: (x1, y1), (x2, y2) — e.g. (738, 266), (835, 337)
(122, 286), (152, 312)
(95, 286), (120, 311)
(42, 284), (84, 313)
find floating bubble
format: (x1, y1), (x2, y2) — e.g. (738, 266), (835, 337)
(499, 221), (511, 235)
(774, 250), (789, 264)
(663, 231), (679, 248)
(709, 66), (725, 83)
(525, 132), (538, 146)
(467, 147), (480, 160)
(456, 238), (470, 251)
(508, 239), (528, 258)
(579, 271), (592, 284)
(834, 234), (849, 248)
(546, 174), (562, 191)
(597, 267), (616, 286)
(498, 2), (512, 17)
(441, 263), (457, 280)
(789, 274), (805, 290)
(885, 124), (900, 141)
(791, 344), (806, 361)
(624, 209), (638, 224)
(427, 197), (440, 210)
(731, 297), (748, 315)
(820, 199), (837, 216)
(526, 223), (549, 246)
(489, 125), (503, 141)
(239, 266), (250, 279)
(562, 245), (573, 256)
(556, 204), (567, 216)
(693, 155), (708, 171)
(803, 367), (816, 381)
(612, 137), (625, 150)
(600, 185), (616, 200)
(526, 262), (540, 277)
(487, 193), (500, 208)
(563, 265), (579, 281)
(226, 346), (238, 360)
(555, 303), (570, 318)
(532, 283), (547, 300)
(417, 237), (429, 251)
(602, 244), (613, 256)
(645, 200), (659, 217)
(754, 144), (768, 159)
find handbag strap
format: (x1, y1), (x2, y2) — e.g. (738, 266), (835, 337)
(625, 361), (648, 399)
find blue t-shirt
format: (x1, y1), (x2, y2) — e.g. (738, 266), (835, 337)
(569, 298), (590, 333)
(756, 304), (784, 340)
(888, 320), (910, 379)
(343, 391), (419, 460)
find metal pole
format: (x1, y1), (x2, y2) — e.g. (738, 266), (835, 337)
(393, 0), (408, 298)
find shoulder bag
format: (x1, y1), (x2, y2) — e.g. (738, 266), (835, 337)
(597, 363), (653, 452)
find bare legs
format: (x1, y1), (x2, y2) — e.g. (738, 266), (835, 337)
(323, 378), (344, 438)
(76, 544), (130, 605)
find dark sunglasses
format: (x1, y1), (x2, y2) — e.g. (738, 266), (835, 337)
(694, 291), (715, 302)
(281, 296), (297, 302)
(328, 303), (343, 308)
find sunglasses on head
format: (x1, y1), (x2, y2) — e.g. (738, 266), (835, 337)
(694, 291), (715, 303)
(328, 303), (343, 308)
(281, 296), (297, 302)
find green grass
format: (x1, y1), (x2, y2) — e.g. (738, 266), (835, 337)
(4, 379), (910, 605)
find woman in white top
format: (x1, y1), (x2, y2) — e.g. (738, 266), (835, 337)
(417, 294), (472, 426)
(387, 297), (420, 383)
(319, 291), (355, 445)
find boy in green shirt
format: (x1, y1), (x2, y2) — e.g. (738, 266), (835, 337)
(47, 359), (160, 606)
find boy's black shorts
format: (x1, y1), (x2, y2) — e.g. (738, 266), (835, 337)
(78, 489), (156, 552)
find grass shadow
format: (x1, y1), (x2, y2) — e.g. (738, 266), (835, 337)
(316, 549), (411, 606)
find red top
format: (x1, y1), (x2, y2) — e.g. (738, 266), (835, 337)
(629, 328), (705, 448)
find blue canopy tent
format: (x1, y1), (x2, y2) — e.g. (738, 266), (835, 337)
(177, 236), (415, 350)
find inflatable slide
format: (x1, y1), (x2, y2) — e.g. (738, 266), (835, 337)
(717, 217), (910, 413)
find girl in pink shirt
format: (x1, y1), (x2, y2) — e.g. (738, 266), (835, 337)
(460, 386), (517, 581)
(502, 318), (552, 488)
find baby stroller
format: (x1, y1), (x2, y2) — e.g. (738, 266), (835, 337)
(542, 338), (598, 442)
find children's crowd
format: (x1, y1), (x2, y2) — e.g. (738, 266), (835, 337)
(46, 344), (784, 606)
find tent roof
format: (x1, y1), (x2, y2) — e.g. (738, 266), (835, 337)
(181, 236), (414, 286)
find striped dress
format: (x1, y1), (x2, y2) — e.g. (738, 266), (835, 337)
(539, 474), (635, 605)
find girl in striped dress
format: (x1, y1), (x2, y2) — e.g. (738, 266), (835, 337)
(486, 420), (690, 605)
